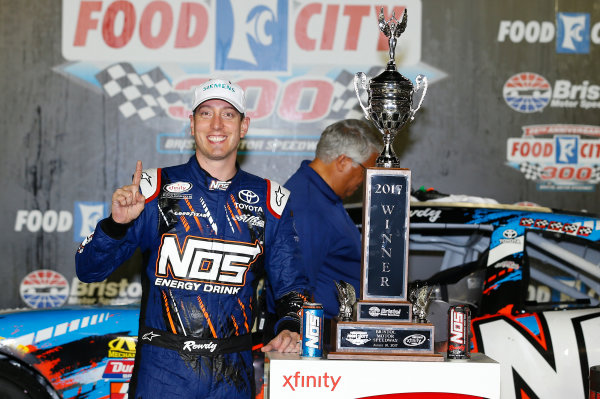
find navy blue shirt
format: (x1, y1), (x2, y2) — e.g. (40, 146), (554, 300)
(284, 160), (362, 319)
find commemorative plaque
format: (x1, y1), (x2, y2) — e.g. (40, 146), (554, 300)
(328, 8), (441, 361)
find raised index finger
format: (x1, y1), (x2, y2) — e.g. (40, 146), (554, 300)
(132, 160), (143, 186)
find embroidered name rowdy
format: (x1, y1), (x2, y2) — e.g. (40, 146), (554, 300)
(156, 235), (263, 285)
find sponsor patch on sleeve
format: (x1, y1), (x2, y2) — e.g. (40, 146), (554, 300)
(266, 180), (289, 219)
(139, 168), (161, 203)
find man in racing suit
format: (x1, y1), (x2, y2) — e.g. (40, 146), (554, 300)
(76, 79), (308, 399)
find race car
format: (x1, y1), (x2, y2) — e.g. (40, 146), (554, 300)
(1, 197), (599, 399)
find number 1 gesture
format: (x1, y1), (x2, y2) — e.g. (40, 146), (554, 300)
(111, 160), (146, 224)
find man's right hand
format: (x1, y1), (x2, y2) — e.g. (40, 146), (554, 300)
(111, 160), (146, 224)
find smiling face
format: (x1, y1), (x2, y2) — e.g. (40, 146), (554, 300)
(189, 99), (250, 166)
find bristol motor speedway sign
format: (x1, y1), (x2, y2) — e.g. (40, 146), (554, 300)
(506, 124), (600, 192)
(59, 0), (442, 156)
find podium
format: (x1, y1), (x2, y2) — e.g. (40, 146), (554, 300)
(265, 352), (500, 398)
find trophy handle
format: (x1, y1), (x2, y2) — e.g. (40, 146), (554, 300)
(410, 74), (428, 121)
(354, 72), (371, 120)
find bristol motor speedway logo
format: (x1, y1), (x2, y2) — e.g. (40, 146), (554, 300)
(20, 269), (70, 308)
(506, 124), (600, 191)
(58, 0), (444, 153)
(503, 72), (600, 113)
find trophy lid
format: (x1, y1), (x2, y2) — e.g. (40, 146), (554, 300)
(371, 62), (413, 91)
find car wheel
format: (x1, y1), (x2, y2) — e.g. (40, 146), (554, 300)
(0, 358), (55, 399)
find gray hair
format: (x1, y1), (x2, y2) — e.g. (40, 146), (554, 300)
(315, 119), (383, 164)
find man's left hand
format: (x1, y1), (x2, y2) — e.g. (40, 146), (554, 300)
(261, 330), (300, 353)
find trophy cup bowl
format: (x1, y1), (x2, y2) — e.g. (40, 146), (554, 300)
(354, 9), (427, 168)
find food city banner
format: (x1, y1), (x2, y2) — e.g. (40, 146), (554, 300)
(0, 0), (599, 310)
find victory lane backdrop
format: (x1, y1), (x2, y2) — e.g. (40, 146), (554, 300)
(1, 0), (599, 310)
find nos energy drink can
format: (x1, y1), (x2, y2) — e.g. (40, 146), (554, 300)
(447, 305), (471, 360)
(301, 302), (323, 358)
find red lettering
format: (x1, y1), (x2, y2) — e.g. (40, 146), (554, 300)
(279, 80), (333, 121)
(295, 3), (321, 51)
(558, 167), (574, 180)
(532, 142), (542, 157)
(343, 5), (370, 50)
(320, 5), (339, 50)
(520, 141), (530, 157)
(376, 6), (406, 51)
(102, 1), (136, 48)
(541, 166), (556, 180)
(510, 141), (520, 157)
(174, 2), (208, 48)
(237, 79), (278, 120)
(73, 1), (102, 46)
(576, 167), (592, 181)
(139, 1), (173, 49)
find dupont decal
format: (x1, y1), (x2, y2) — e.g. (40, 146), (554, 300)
(103, 360), (135, 379)
(58, 0), (444, 154)
(503, 73), (600, 113)
(497, 12), (599, 54)
(506, 124), (600, 191)
(20, 270), (70, 309)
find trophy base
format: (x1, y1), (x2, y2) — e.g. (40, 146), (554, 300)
(330, 320), (436, 358)
(327, 351), (444, 361)
(356, 300), (412, 322)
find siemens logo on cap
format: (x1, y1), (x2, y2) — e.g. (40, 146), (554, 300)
(203, 83), (236, 92)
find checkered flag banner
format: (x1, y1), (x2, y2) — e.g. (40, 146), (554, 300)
(519, 162), (544, 180)
(328, 66), (382, 120)
(590, 165), (600, 183)
(96, 63), (185, 121)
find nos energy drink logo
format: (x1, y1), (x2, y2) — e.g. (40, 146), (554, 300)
(216, 0), (288, 71)
(503, 72), (552, 113)
(557, 12), (590, 54)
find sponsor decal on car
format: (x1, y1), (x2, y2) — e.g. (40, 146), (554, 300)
(108, 337), (137, 358)
(103, 360), (135, 379)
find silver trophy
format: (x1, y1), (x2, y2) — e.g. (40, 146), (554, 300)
(335, 280), (356, 322)
(409, 281), (434, 323)
(355, 8), (427, 168)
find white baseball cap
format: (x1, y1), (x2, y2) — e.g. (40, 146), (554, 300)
(192, 79), (246, 114)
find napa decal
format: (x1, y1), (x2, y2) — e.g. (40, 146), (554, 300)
(58, 0), (444, 154)
(506, 124), (600, 191)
